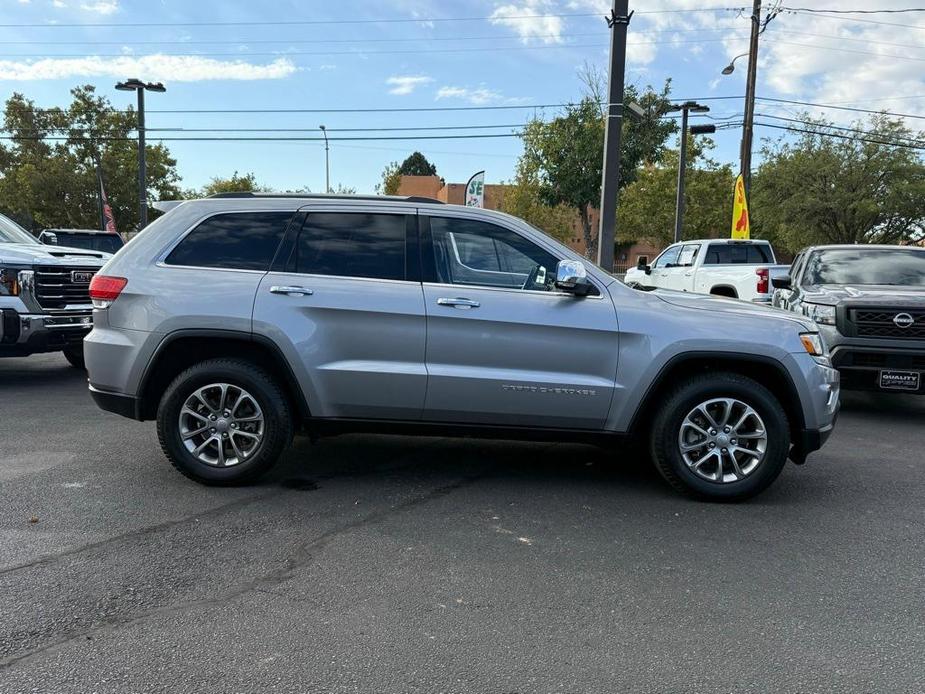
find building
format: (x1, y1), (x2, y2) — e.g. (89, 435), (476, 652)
(396, 175), (661, 273)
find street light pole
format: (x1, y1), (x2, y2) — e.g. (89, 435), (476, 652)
(596, 0), (632, 273)
(674, 106), (690, 245)
(115, 78), (166, 230)
(668, 102), (711, 244)
(319, 125), (330, 193)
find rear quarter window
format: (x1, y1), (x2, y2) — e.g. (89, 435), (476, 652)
(165, 211), (293, 271)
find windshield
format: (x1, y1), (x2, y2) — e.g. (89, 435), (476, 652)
(55, 233), (123, 253)
(0, 213), (39, 245)
(804, 248), (925, 286)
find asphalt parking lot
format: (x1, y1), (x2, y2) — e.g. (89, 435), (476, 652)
(1, 354), (924, 693)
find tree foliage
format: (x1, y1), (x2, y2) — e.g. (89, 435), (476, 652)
(192, 171), (269, 197)
(519, 80), (676, 259)
(618, 138), (735, 248)
(752, 114), (925, 252)
(398, 151), (437, 176)
(497, 157), (578, 244)
(376, 161), (402, 195)
(0, 86), (181, 232)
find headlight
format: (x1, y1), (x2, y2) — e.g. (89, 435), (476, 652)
(0, 267), (20, 296)
(802, 302), (836, 325)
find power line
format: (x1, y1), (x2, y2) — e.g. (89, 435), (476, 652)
(768, 39), (925, 64)
(0, 8), (742, 29)
(754, 121), (925, 150)
(781, 8), (925, 29)
(782, 6), (925, 14)
(0, 132), (525, 142)
(755, 96), (925, 120)
(0, 27), (746, 46)
(754, 112), (925, 144)
(0, 36), (752, 59)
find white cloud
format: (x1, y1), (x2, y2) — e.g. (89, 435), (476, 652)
(53, 0), (67, 6)
(386, 75), (432, 95)
(490, 0), (564, 44)
(79, 0), (118, 13)
(436, 85), (504, 105)
(0, 55), (298, 82)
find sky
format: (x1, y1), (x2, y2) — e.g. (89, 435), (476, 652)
(1, 0), (923, 195)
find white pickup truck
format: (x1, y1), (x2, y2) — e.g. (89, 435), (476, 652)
(623, 239), (790, 303)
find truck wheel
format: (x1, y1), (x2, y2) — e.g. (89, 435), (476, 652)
(63, 345), (85, 369)
(156, 358), (293, 485)
(650, 372), (789, 501)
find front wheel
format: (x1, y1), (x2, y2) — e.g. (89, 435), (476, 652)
(650, 372), (790, 501)
(156, 358), (293, 485)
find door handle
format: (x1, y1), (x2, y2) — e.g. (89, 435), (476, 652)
(437, 297), (480, 309)
(684, 272), (693, 277)
(270, 285), (313, 296)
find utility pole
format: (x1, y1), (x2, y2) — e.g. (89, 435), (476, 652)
(740, 0), (762, 196)
(669, 102), (711, 244)
(319, 125), (330, 193)
(115, 79), (166, 229)
(596, 0), (632, 273)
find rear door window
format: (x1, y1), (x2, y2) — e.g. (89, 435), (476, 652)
(166, 211), (293, 271)
(290, 212), (408, 281)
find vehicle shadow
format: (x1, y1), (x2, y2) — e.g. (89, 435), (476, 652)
(265, 433), (671, 501)
(839, 390), (925, 421)
(0, 354), (85, 388)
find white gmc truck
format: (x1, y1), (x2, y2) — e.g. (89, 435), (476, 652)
(624, 239), (790, 303)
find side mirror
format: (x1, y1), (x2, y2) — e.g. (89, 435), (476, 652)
(38, 231), (58, 245)
(644, 264), (652, 275)
(771, 275), (792, 290)
(555, 259), (591, 296)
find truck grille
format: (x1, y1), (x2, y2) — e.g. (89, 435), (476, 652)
(850, 308), (925, 339)
(33, 265), (97, 310)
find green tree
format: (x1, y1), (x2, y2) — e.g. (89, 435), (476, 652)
(0, 86), (181, 232)
(192, 171), (269, 197)
(752, 114), (925, 252)
(376, 161), (402, 195)
(497, 156), (577, 244)
(398, 151), (437, 176)
(519, 81), (676, 259)
(618, 138), (735, 248)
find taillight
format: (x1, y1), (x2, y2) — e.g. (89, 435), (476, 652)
(89, 275), (127, 306)
(755, 268), (769, 294)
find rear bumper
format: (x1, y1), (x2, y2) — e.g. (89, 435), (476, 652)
(89, 385), (141, 420)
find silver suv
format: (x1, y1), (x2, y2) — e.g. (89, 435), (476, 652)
(85, 194), (839, 500)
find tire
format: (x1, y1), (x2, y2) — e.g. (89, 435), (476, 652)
(63, 345), (85, 369)
(156, 358), (293, 485)
(650, 372), (790, 501)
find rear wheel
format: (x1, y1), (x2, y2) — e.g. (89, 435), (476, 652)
(650, 372), (790, 501)
(63, 344), (85, 369)
(156, 358), (293, 485)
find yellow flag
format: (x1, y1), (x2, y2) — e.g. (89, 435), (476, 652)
(731, 174), (750, 239)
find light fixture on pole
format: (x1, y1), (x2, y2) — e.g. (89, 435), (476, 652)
(721, 52), (749, 75)
(319, 125), (330, 193)
(667, 101), (711, 244)
(115, 78), (166, 229)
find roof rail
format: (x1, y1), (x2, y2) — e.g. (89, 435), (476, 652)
(206, 192), (444, 204)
